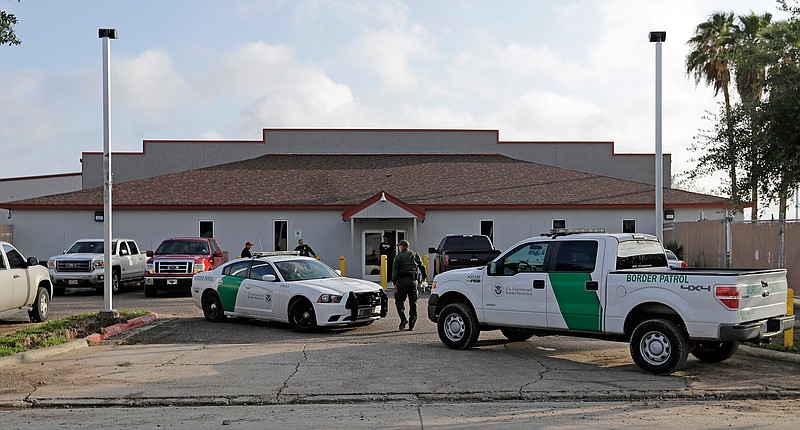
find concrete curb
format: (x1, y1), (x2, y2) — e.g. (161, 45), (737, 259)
(738, 344), (800, 364)
(0, 312), (159, 367)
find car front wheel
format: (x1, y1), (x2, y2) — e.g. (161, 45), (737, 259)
(28, 287), (50, 322)
(289, 298), (317, 332)
(437, 302), (480, 349)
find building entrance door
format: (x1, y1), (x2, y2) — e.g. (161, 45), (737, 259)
(362, 229), (406, 282)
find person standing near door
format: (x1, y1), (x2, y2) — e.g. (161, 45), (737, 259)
(379, 235), (394, 281)
(391, 239), (426, 331)
(295, 239), (316, 257)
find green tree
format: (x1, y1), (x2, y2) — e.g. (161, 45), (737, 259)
(0, 8), (21, 46)
(686, 12), (740, 206)
(731, 12), (772, 219)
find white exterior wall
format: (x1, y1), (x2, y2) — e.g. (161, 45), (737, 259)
(8, 206), (728, 279)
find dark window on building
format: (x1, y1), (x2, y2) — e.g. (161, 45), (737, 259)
(480, 220), (494, 243)
(553, 219), (566, 230)
(554, 241), (597, 272)
(622, 219), (636, 233)
(200, 220), (214, 238)
(274, 220), (288, 251)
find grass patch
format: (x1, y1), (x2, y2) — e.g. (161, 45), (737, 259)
(0, 310), (149, 357)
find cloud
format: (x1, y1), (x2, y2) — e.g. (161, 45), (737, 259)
(113, 50), (190, 119)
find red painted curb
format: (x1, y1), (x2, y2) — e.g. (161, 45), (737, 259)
(85, 312), (159, 345)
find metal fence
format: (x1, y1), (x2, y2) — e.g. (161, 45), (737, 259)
(669, 219), (799, 292)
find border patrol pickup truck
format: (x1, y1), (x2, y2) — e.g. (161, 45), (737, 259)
(427, 230), (794, 375)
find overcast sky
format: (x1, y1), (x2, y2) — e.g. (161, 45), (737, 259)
(0, 0), (794, 218)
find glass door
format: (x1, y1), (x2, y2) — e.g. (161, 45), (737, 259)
(362, 229), (406, 282)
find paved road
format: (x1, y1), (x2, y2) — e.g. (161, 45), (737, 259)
(1, 289), (799, 428)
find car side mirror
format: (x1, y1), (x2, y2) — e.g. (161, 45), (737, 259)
(27, 257), (39, 267)
(334, 270), (342, 276)
(146, 250), (154, 257)
(261, 274), (277, 282)
(428, 247), (437, 253)
(486, 262), (497, 276)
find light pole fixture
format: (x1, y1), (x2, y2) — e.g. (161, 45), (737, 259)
(99, 28), (117, 315)
(649, 31), (665, 242)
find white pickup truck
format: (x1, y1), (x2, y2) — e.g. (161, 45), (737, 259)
(427, 230), (794, 375)
(48, 238), (146, 295)
(0, 241), (52, 322)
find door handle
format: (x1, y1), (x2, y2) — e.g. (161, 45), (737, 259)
(533, 279), (545, 289)
(13, 274), (20, 279)
(585, 280), (599, 291)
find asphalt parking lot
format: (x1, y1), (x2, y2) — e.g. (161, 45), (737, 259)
(1, 288), (800, 428)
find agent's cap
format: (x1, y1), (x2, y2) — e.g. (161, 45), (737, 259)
(246, 241), (253, 246)
(399, 240), (410, 247)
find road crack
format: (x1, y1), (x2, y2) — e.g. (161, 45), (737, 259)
(277, 344), (308, 401)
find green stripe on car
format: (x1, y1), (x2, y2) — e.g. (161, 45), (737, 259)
(218, 275), (244, 312)
(548, 272), (601, 331)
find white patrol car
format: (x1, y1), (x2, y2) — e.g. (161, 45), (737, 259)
(192, 255), (388, 331)
(427, 230), (794, 375)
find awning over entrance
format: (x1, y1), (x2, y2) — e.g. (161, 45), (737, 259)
(341, 191), (425, 221)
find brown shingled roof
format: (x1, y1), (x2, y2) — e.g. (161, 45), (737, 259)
(2, 154), (729, 210)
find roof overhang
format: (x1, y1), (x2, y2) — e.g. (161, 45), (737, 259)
(342, 191), (425, 221)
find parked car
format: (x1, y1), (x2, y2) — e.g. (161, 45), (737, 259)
(665, 249), (687, 268)
(0, 241), (52, 322)
(145, 237), (228, 297)
(191, 255), (388, 331)
(47, 238), (146, 295)
(428, 234), (502, 276)
(428, 230), (793, 375)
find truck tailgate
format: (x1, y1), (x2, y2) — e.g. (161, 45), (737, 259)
(735, 270), (788, 322)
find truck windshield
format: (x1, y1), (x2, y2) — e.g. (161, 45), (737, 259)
(155, 240), (209, 255)
(66, 241), (116, 254)
(616, 240), (668, 269)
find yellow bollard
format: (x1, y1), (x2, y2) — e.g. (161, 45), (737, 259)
(785, 288), (794, 347)
(380, 255), (388, 290)
(424, 254), (430, 279)
(315, 255), (320, 260)
(339, 255), (346, 277)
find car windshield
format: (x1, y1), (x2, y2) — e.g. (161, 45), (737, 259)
(274, 259), (339, 281)
(66, 241), (115, 254)
(155, 240), (209, 255)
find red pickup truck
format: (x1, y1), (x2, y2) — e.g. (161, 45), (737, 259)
(144, 237), (228, 297)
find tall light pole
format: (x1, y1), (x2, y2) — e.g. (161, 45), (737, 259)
(649, 31), (666, 242)
(99, 28), (118, 317)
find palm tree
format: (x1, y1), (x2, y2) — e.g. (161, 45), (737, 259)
(732, 12), (772, 220)
(686, 12), (738, 204)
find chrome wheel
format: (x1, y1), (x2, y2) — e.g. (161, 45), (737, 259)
(639, 330), (671, 365)
(443, 312), (465, 342)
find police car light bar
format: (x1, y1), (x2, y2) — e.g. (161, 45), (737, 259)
(546, 228), (606, 237)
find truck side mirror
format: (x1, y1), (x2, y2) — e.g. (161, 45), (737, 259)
(26, 257), (39, 267)
(213, 250), (224, 258)
(486, 262), (497, 276)
(428, 247), (437, 253)
(146, 250), (154, 257)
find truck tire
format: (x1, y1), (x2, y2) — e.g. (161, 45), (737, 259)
(691, 341), (739, 363)
(437, 302), (480, 349)
(289, 298), (318, 332)
(111, 269), (121, 294)
(500, 327), (535, 342)
(202, 291), (226, 323)
(629, 318), (689, 375)
(144, 285), (157, 297)
(28, 287), (50, 322)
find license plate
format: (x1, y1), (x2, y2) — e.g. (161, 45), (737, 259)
(358, 308), (372, 316)
(167, 278), (178, 285)
(68, 280), (78, 285)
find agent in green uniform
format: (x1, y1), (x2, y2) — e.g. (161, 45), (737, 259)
(391, 239), (427, 331)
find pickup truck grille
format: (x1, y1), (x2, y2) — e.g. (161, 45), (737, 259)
(55, 260), (92, 272)
(155, 261), (193, 275)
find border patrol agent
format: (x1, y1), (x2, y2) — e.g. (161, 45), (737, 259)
(392, 239), (427, 331)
